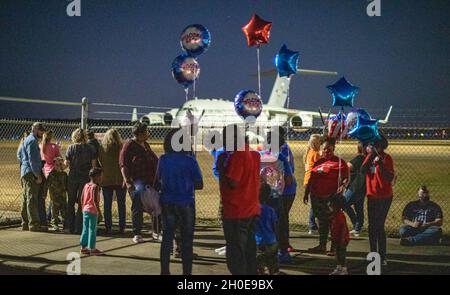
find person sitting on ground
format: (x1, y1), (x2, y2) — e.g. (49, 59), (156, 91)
(255, 182), (281, 275)
(329, 195), (350, 275)
(400, 186), (443, 246)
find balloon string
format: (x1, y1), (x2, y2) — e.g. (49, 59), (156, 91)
(337, 107), (344, 190)
(286, 77), (291, 143)
(257, 46), (262, 98)
(193, 77), (196, 100)
(184, 87), (189, 102)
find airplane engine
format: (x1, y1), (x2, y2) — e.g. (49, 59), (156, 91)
(289, 115), (303, 127)
(289, 113), (314, 128)
(140, 113), (165, 126)
(163, 112), (173, 126)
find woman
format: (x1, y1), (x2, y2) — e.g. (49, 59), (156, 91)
(158, 128), (203, 275)
(119, 122), (159, 244)
(98, 129), (126, 234)
(65, 128), (97, 234)
(303, 134), (322, 234)
(361, 135), (394, 266)
(303, 138), (349, 254)
(343, 142), (367, 236)
(40, 130), (63, 229)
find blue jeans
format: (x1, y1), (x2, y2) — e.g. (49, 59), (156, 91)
(102, 186), (126, 231)
(399, 225), (442, 245)
(80, 211), (98, 249)
(160, 204), (195, 275)
(343, 189), (365, 231)
(308, 207), (318, 230)
(130, 180), (146, 236)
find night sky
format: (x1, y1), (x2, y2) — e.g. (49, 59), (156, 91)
(0, 0), (449, 122)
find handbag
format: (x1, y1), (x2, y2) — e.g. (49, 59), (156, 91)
(141, 160), (162, 216)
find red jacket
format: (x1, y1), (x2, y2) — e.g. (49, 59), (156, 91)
(331, 210), (350, 246)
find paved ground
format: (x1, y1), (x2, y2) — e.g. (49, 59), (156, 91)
(0, 225), (449, 275)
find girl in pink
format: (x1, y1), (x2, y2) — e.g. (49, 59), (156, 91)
(80, 167), (104, 256)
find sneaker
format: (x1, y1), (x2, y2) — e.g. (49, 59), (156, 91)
(330, 266), (348, 275)
(90, 249), (106, 256)
(152, 232), (162, 242)
(350, 229), (361, 237)
(132, 235), (144, 244)
(80, 247), (90, 255)
(105, 228), (113, 235)
(51, 225), (60, 232)
(174, 250), (199, 259)
(278, 251), (292, 264)
(218, 249), (226, 256)
(308, 229), (318, 235)
(382, 259), (388, 266)
(326, 250), (336, 256)
(308, 245), (327, 254)
(287, 245), (295, 253)
(214, 246), (226, 253)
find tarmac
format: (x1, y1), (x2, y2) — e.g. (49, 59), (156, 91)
(0, 224), (449, 275)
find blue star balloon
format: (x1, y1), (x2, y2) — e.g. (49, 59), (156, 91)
(327, 77), (359, 108)
(274, 44), (300, 78)
(347, 108), (380, 144)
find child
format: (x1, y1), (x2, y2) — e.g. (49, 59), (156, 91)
(329, 195), (350, 275)
(46, 157), (67, 231)
(255, 182), (280, 275)
(80, 167), (105, 256)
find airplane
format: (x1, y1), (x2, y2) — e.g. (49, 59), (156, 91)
(135, 69), (392, 130)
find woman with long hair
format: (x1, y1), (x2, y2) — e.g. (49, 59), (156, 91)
(98, 129), (126, 234)
(65, 128), (97, 234)
(40, 130), (63, 229)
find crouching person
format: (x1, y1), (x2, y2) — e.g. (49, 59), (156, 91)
(159, 128), (203, 275)
(400, 186), (443, 246)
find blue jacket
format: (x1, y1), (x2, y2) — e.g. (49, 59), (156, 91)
(18, 134), (42, 178)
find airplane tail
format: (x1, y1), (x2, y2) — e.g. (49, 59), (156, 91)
(379, 105), (393, 124)
(267, 75), (290, 108)
(131, 108), (138, 122)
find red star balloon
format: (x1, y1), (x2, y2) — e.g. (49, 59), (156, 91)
(242, 14), (272, 47)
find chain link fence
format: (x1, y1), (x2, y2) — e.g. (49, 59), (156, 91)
(1, 118), (449, 237)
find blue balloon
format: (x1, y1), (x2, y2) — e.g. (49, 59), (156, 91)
(347, 108), (380, 144)
(234, 90), (263, 120)
(172, 54), (200, 88)
(327, 77), (359, 108)
(274, 44), (300, 78)
(180, 24), (211, 57)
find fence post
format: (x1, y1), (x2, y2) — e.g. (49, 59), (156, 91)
(81, 97), (88, 130)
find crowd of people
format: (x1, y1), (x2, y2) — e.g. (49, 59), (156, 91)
(17, 121), (444, 275)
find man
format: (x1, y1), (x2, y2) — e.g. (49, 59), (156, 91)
(218, 124), (260, 275)
(120, 122), (159, 243)
(400, 186), (443, 246)
(18, 122), (46, 231)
